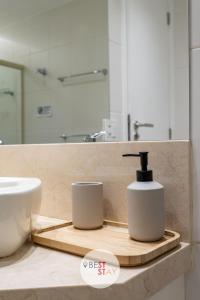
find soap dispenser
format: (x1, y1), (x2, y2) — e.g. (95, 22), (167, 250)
(123, 152), (165, 242)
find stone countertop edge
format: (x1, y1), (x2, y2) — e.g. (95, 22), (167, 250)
(0, 242), (191, 300)
(0, 216), (192, 300)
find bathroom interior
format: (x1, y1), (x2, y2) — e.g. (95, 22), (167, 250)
(0, 0), (198, 299)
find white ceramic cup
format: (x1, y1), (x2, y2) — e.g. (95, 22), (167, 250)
(72, 182), (103, 229)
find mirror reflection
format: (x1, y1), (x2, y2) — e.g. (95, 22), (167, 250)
(0, 0), (189, 144)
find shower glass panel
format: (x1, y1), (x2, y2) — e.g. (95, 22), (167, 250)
(0, 64), (22, 144)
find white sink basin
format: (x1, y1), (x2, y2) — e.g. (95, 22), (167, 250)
(0, 177), (41, 257)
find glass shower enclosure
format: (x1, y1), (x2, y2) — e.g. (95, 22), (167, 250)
(0, 60), (23, 144)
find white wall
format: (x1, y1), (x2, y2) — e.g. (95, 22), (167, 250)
(0, 0), (109, 143)
(169, 0), (189, 140)
(186, 0), (200, 299)
(149, 276), (185, 300)
(106, 0), (126, 141)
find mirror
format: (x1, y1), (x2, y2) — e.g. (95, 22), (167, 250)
(0, 0), (189, 144)
(0, 61), (23, 144)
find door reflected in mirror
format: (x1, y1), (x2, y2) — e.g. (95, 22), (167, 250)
(0, 0), (189, 144)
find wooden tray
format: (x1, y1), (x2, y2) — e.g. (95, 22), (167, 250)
(32, 220), (180, 267)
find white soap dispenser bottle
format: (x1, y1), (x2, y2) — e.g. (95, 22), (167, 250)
(123, 152), (165, 242)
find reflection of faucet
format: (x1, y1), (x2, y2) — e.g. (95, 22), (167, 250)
(59, 131), (106, 143)
(85, 131), (106, 142)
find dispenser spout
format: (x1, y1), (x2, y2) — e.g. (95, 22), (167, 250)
(122, 152), (153, 182)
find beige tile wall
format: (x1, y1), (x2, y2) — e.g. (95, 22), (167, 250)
(0, 141), (191, 241)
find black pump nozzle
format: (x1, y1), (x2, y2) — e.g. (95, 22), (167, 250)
(122, 152), (153, 182)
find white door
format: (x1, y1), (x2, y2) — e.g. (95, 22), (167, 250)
(127, 0), (171, 140)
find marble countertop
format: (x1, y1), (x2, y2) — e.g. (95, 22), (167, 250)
(0, 217), (191, 300)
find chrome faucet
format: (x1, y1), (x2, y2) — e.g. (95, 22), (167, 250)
(60, 131), (106, 143)
(85, 131), (106, 142)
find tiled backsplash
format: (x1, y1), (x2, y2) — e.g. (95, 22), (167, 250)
(0, 141), (191, 241)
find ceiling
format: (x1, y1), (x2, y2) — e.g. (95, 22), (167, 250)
(0, 0), (73, 28)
